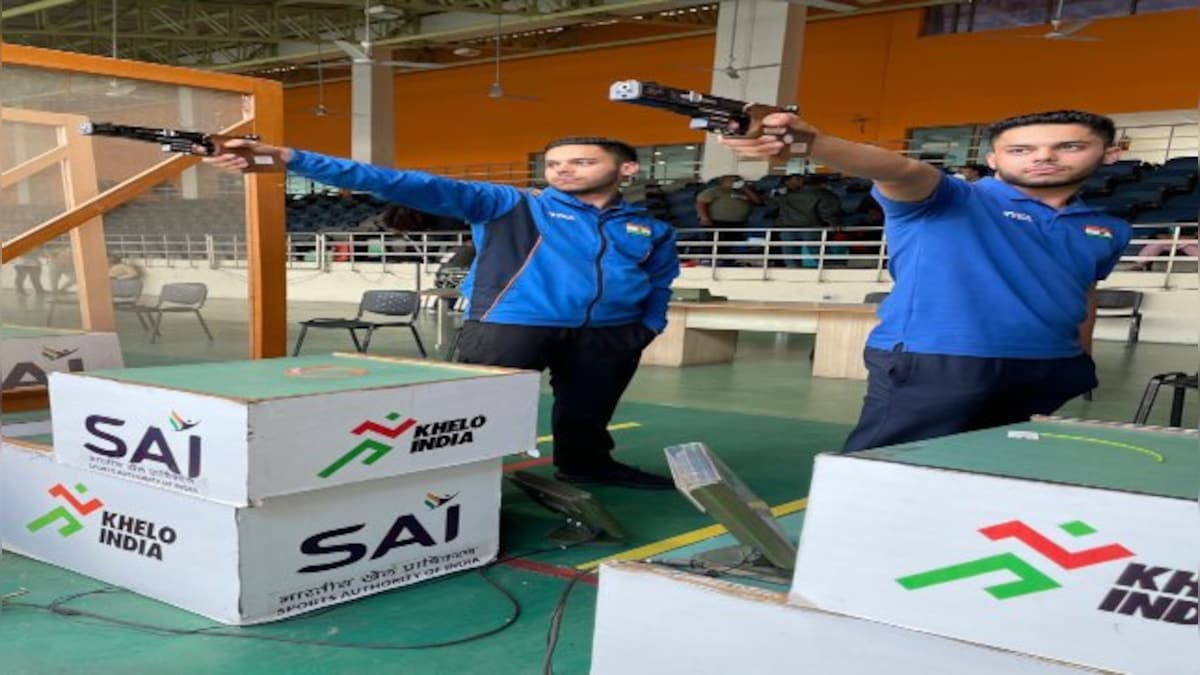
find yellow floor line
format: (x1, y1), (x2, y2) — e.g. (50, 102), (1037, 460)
(576, 498), (808, 571)
(535, 421), (641, 445)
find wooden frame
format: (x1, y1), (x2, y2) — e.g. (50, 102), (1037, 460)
(1, 43), (286, 411)
(2, 106), (113, 333)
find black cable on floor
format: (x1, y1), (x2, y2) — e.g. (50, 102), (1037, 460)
(541, 567), (597, 675)
(0, 543), (591, 652)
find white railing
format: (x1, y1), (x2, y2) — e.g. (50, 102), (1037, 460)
(104, 224), (1198, 285)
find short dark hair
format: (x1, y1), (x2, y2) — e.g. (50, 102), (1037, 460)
(544, 137), (638, 164)
(986, 110), (1116, 147)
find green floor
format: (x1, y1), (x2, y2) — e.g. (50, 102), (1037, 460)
(2, 296), (1197, 673)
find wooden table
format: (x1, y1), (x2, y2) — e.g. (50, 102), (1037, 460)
(641, 301), (880, 379)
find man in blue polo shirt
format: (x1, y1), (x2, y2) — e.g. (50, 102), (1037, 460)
(721, 110), (1132, 452)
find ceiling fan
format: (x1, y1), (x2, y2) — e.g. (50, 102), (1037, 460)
(485, 14), (540, 102)
(307, 45), (345, 118)
(1013, 0), (1100, 42)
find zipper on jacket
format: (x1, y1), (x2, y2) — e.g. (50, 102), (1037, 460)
(582, 216), (610, 326)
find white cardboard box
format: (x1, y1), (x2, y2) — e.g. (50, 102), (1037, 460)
(48, 353), (538, 505)
(1, 438), (501, 625)
(0, 325), (122, 390)
(591, 561), (1112, 675)
(790, 447), (1200, 675)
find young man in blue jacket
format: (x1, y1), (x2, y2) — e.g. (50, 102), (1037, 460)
(207, 137), (680, 488)
(719, 110), (1132, 453)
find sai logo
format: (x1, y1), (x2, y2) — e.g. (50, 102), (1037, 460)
(26, 483), (104, 538)
(297, 493), (463, 573)
(319, 412), (418, 479)
(85, 414), (203, 479)
(897, 519), (1133, 600)
(3, 355), (84, 388)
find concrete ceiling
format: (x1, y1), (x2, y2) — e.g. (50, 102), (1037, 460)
(0, 0), (922, 84)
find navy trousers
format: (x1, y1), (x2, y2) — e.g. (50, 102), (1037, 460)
(842, 346), (1098, 454)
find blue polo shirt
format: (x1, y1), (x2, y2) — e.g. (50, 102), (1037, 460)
(867, 176), (1132, 359)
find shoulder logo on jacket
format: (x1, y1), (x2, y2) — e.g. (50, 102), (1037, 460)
(1002, 210), (1034, 223)
(1083, 224), (1113, 239)
(625, 223), (652, 237)
(547, 211), (576, 221)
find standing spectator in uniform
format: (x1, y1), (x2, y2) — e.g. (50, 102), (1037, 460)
(205, 136), (680, 489)
(721, 110), (1132, 453)
(770, 174), (842, 268)
(695, 175), (763, 265)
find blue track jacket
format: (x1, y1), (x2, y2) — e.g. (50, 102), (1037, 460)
(288, 151), (680, 332)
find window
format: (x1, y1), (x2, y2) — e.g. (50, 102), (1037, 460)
(908, 126), (980, 168)
(970, 0), (1053, 32)
(1133, 0), (1197, 12)
(921, 0), (1185, 36)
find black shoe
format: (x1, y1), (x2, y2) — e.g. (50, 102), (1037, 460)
(554, 462), (676, 490)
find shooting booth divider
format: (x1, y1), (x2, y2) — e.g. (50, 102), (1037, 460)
(0, 42), (287, 413)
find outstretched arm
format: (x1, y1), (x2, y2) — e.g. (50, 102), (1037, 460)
(720, 114), (943, 204)
(205, 140), (522, 223)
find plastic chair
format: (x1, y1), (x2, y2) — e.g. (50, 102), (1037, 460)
(293, 290), (426, 357)
(133, 282), (212, 343)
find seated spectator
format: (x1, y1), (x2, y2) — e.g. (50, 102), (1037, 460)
(108, 256), (141, 280)
(442, 238), (476, 270)
(955, 164), (989, 182)
(1130, 226), (1199, 271)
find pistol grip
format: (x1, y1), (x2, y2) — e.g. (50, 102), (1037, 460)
(211, 136), (284, 174)
(744, 104), (813, 160)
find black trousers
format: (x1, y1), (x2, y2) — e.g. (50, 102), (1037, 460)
(454, 321), (655, 470)
(842, 347), (1098, 454)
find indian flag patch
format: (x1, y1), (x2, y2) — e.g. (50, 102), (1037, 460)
(626, 223), (652, 237)
(1084, 224), (1113, 239)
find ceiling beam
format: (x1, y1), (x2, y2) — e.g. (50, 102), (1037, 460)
(211, 0), (712, 70)
(0, 0), (80, 20)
